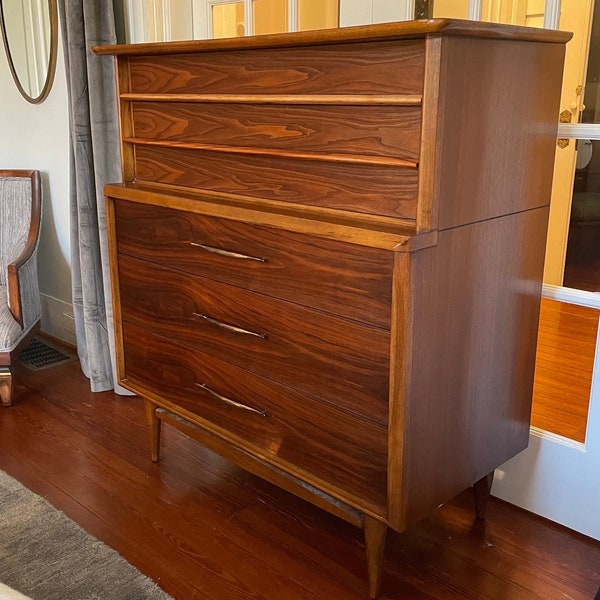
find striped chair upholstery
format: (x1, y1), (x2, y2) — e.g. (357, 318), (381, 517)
(0, 171), (42, 406)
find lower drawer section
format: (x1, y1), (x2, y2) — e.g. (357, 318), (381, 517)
(122, 321), (388, 513)
(117, 254), (390, 425)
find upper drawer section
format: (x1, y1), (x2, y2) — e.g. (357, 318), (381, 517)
(112, 199), (393, 329)
(131, 102), (422, 163)
(127, 40), (425, 96)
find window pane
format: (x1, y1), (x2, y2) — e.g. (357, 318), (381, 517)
(432, 0), (470, 20)
(582, 1), (600, 124)
(563, 138), (600, 292)
(253, 0), (287, 35)
(480, 0), (545, 28)
(212, 2), (245, 38)
(298, 0), (339, 31)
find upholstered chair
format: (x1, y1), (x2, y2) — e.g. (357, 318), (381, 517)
(0, 170), (42, 406)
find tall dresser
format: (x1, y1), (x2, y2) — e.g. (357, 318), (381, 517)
(94, 19), (570, 598)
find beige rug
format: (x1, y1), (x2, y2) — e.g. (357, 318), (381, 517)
(0, 470), (172, 600)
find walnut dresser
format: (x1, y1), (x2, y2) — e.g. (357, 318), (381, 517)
(94, 19), (570, 597)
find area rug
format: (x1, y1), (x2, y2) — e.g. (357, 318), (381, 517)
(0, 470), (172, 600)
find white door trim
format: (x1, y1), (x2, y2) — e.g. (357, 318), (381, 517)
(493, 283), (600, 540)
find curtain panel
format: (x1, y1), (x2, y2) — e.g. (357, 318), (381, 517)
(58, 0), (127, 393)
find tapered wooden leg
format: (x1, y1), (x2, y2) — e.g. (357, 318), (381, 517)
(144, 400), (161, 462)
(473, 471), (495, 520)
(0, 368), (13, 407)
(364, 516), (387, 599)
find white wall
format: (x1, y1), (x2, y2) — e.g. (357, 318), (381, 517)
(0, 27), (75, 344)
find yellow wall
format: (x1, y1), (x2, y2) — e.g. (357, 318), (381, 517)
(212, 2), (245, 38)
(299, 0), (339, 30)
(254, 0), (288, 35)
(433, 0), (469, 19)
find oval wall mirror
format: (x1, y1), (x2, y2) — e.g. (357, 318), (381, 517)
(0, 0), (58, 104)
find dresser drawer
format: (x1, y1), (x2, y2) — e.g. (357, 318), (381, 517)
(118, 254), (390, 425)
(132, 102), (422, 163)
(134, 145), (418, 219)
(113, 199), (393, 329)
(122, 321), (388, 512)
(128, 40), (424, 96)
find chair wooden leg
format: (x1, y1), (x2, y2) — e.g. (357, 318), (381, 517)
(364, 515), (387, 599)
(473, 470), (495, 520)
(144, 399), (161, 462)
(0, 368), (13, 407)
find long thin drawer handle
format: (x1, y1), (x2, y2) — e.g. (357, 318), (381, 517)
(190, 242), (266, 263)
(192, 312), (268, 339)
(195, 383), (268, 417)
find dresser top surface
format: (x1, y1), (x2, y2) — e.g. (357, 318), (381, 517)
(93, 18), (571, 57)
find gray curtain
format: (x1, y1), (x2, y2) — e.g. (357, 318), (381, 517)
(58, 0), (126, 393)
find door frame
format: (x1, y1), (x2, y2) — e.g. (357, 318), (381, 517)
(493, 285), (600, 541)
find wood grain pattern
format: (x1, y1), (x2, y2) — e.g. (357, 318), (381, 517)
(107, 183), (418, 249)
(0, 370), (13, 407)
(122, 321), (388, 511)
(433, 37), (565, 229)
(92, 18), (571, 57)
(130, 102), (422, 162)
(116, 58), (135, 183)
(134, 144), (419, 219)
(126, 40), (425, 96)
(127, 138), (417, 169)
(416, 36), (442, 232)
(118, 255), (390, 424)
(1, 361), (598, 600)
(388, 207), (550, 531)
(363, 516), (387, 599)
(113, 199), (394, 328)
(123, 93), (423, 105)
(153, 406), (368, 526)
(99, 23), (568, 597)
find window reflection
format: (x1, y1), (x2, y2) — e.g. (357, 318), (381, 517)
(212, 2), (245, 38)
(299, 0), (338, 31)
(563, 1), (600, 292)
(253, 0), (287, 35)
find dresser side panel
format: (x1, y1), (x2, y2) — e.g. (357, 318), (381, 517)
(433, 37), (565, 229)
(388, 207), (549, 531)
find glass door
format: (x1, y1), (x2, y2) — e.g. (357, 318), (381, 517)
(194, 0), (339, 39)
(562, 3), (600, 293)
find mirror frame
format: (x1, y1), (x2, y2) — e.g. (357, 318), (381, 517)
(0, 0), (58, 104)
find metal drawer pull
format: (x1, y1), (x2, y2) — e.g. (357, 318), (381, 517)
(192, 312), (268, 339)
(196, 383), (268, 417)
(190, 242), (266, 263)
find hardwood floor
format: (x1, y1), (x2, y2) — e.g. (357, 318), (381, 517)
(531, 298), (599, 442)
(1, 359), (599, 599)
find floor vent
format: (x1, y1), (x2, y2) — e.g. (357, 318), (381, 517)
(19, 338), (77, 371)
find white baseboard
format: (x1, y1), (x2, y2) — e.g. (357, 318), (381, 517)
(40, 294), (77, 347)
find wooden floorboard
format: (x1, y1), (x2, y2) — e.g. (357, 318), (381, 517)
(1, 360), (599, 600)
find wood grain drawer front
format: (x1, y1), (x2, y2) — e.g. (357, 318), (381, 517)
(134, 145), (418, 220)
(122, 321), (388, 512)
(131, 102), (422, 163)
(127, 40), (425, 96)
(113, 200), (393, 329)
(118, 255), (390, 425)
